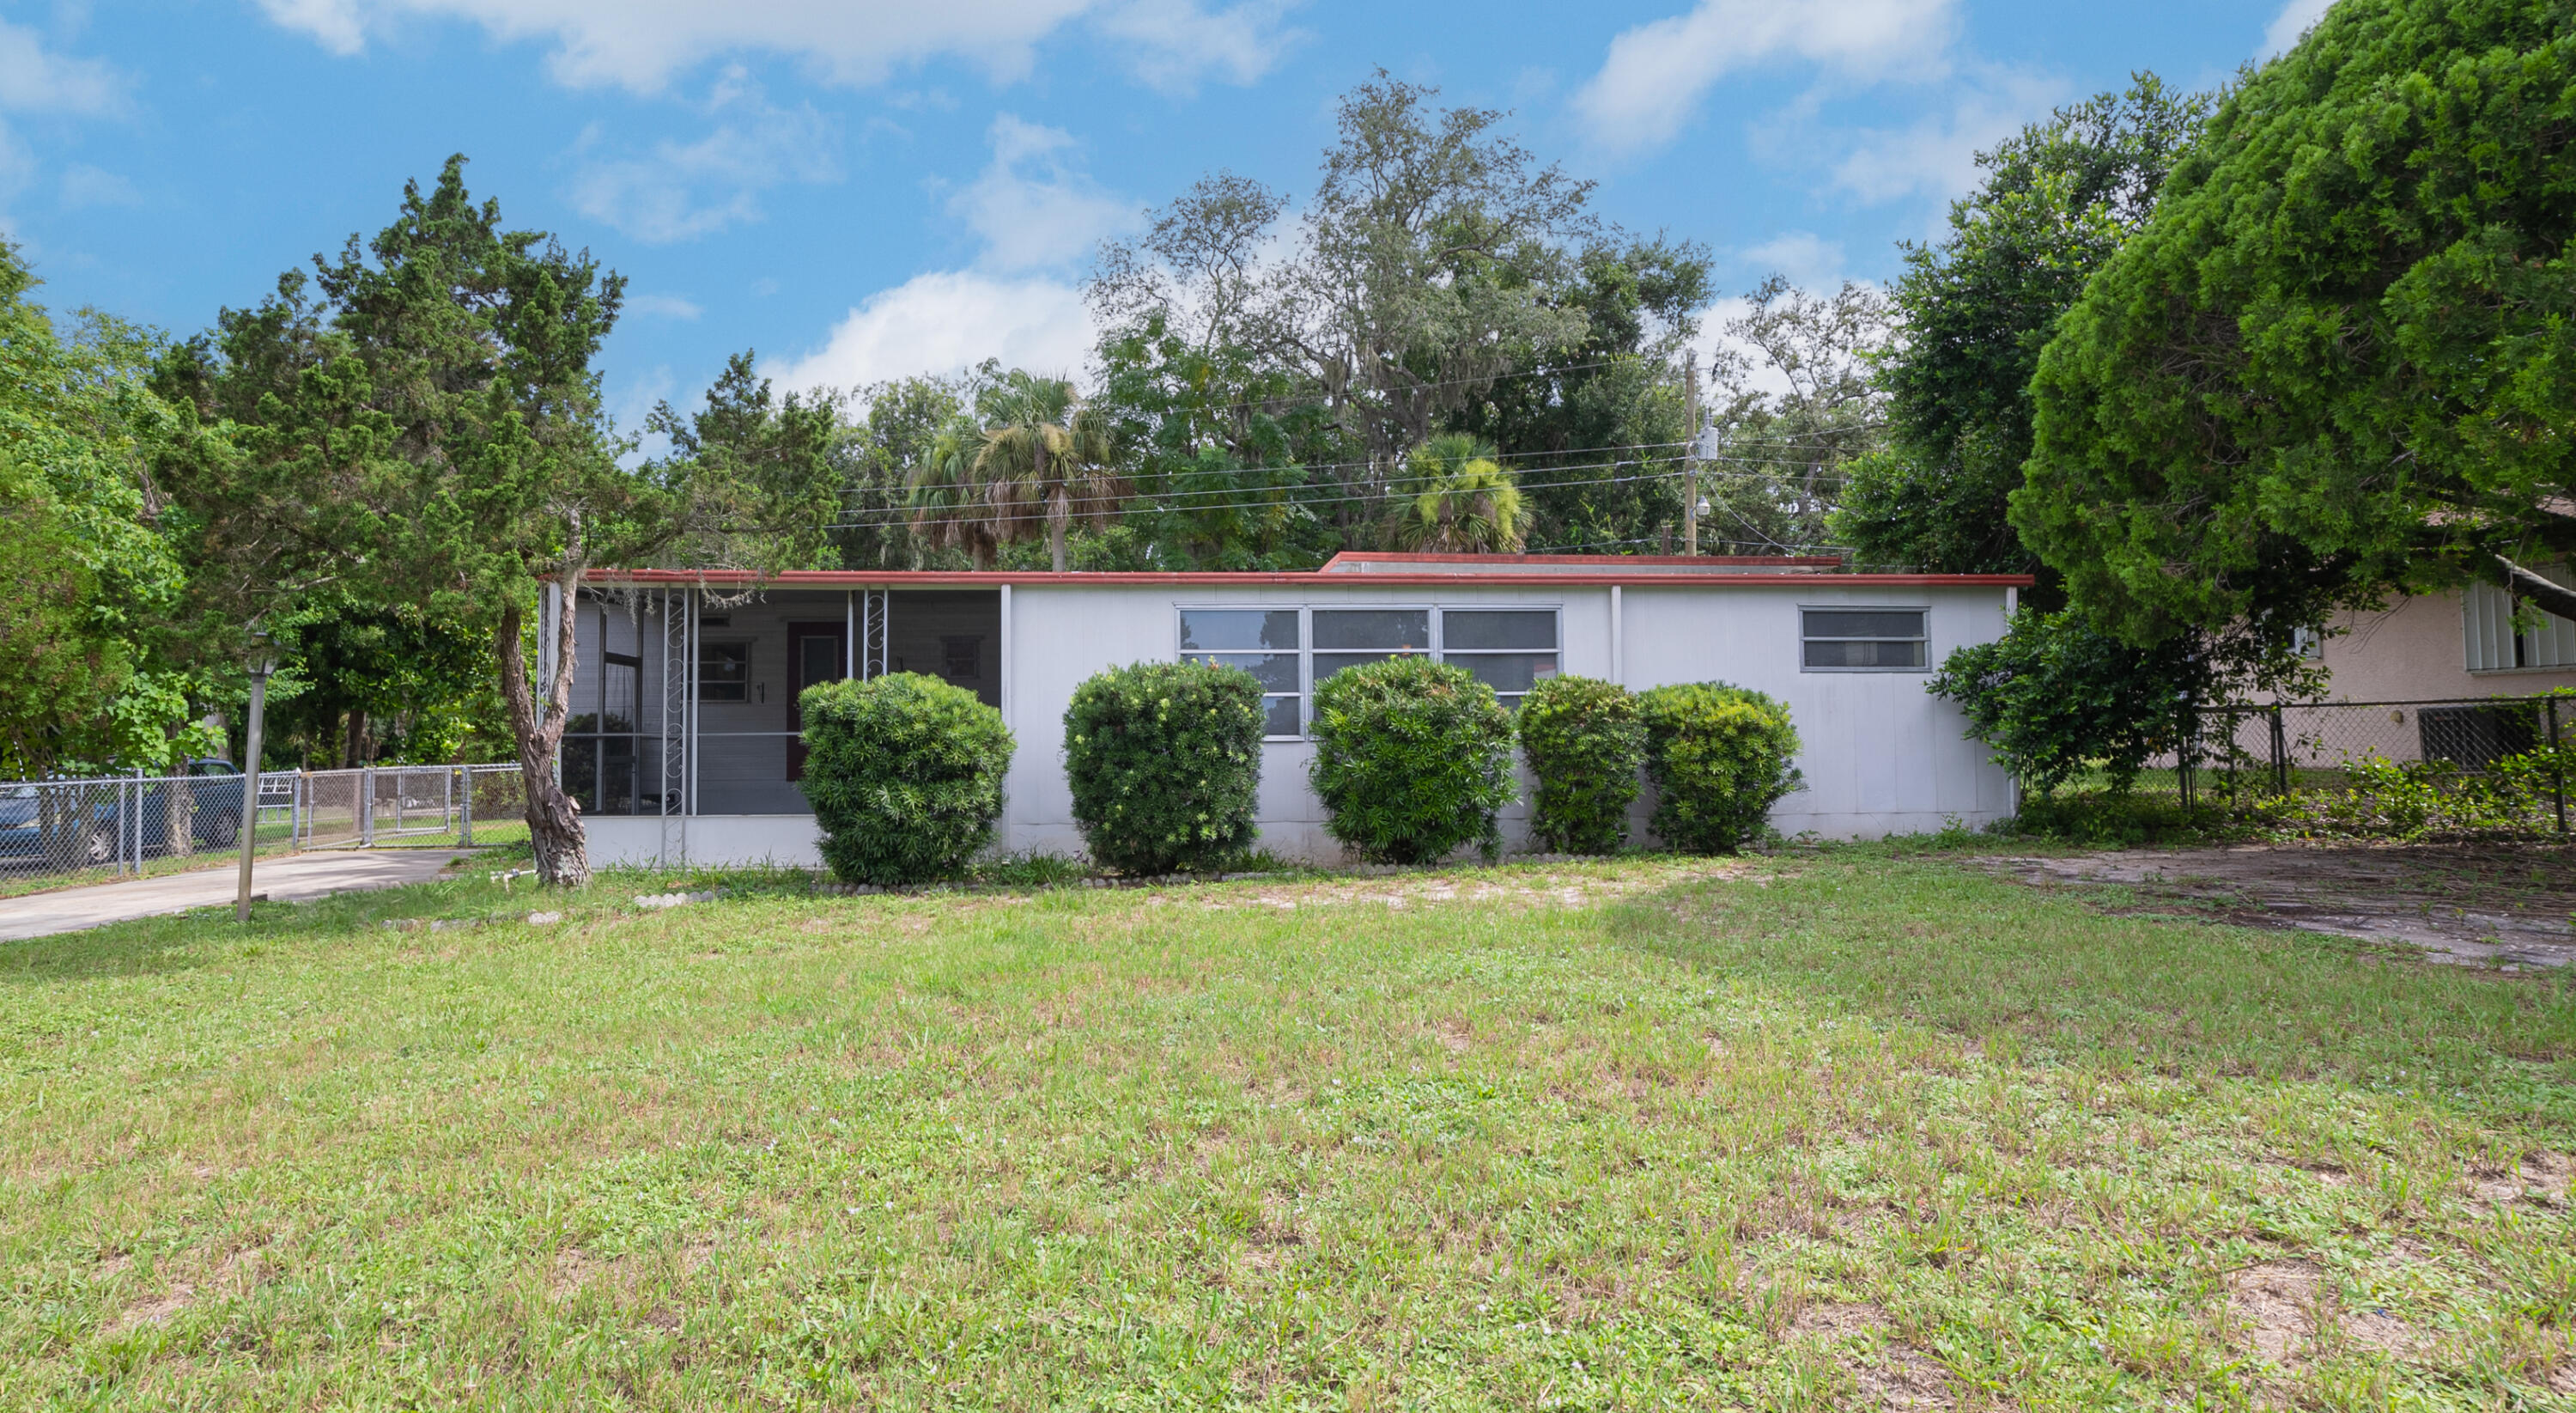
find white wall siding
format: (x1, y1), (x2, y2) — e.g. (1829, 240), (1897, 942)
(1616, 585), (2013, 838)
(579, 576), (2015, 868)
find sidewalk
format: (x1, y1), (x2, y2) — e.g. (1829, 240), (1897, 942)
(0, 850), (476, 942)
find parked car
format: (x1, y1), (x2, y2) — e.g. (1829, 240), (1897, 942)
(0, 760), (252, 869)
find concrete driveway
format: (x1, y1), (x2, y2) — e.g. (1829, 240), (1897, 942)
(0, 850), (476, 942)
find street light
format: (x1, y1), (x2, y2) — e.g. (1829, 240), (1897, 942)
(235, 630), (280, 923)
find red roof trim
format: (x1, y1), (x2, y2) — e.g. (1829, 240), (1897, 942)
(1319, 550), (1843, 569)
(578, 568), (2035, 589)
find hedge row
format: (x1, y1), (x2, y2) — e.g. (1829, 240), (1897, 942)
(795, 660), (1802, 884)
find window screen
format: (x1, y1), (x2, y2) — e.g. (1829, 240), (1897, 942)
(1439, 609), (1558, 706)
(1801, 608), (1927, 670)
(1313, 608), (1431, 684)
(1180, 609), (1303, 737)
(697, 641), (750, 700)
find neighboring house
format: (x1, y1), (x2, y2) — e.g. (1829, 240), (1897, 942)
(2221, 582), (2576, 773)
(543, 552), (2031, 868)
(2306, 582), (2576, 701)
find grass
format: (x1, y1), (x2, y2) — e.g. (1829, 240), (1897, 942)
(2, 848), (2572, 1409)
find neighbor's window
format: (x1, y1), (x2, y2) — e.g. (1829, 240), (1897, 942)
(1180, 608), (1303, 738)
(1801, 608), (1928, 671)
(697, 641), (750, 701)
(1438, 609), (1558, 708)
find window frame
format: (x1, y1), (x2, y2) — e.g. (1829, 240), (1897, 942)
(1175, 602), (1563, 739)
(696, 638), (753, 703)
(1797, 605), (1932, 673)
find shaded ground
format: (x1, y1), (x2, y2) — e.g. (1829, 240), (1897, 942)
(1978, 843), (2576, 969)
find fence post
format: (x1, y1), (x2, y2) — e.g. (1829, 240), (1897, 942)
(361, 765), (374, 847)
(2551, 697), (2567, 836)
(2269, 706), (2288, 797)
(459, 767), (473, 846)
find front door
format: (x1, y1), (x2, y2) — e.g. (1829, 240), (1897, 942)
(785, 623), (847, 781)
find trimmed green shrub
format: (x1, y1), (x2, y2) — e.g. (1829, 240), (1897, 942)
(1308, 655), (1517, 864)
(799, 673), (1014, 886)
(1517, 675), (1644, 855)
(1637, 683), (1803, 854)
(1063, 660), (1265, 874)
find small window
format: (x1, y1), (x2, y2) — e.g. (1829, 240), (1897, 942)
(697, 641), (750, 701)
(1801, 608), (1927, 671)
(1440, 609), (1558, 708)
(1181, 609), (1304, 738)
(941, 636), (983, 681)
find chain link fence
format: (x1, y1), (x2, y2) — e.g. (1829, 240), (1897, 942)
(0, 764), (529, 896)
(2160, 695), (2572, 836)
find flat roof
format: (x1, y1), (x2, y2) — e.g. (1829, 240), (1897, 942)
(581, 565), (2032, 590)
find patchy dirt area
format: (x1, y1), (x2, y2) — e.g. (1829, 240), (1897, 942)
(1978, 844), (2576, 969)
(1183, 860), (1761, 914)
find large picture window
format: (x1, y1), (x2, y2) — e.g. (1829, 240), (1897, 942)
(1179, 605), (1560, 736)
(1801, 608), (1928, 671)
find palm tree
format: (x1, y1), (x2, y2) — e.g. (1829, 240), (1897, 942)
(973, 372), (1127, 573)
(1381, 433), (1527, 553)
(904, 426), (1000, 569)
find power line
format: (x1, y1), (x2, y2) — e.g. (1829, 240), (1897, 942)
(828, 458), (1848, 533)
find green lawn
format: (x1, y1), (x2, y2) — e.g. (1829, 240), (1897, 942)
(3, 850), (2571, 1410)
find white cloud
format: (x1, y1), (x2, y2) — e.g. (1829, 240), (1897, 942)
(58, 163), (140, 209)
(254, 0), (1288, 95)
(568, 67), (838, 242)
(1736, 231), (1844, 289)
(778, 270), (1096, 393)
(0, 20), (125, 115)
(2261, 0), (2335, 58)
(947, 113), (1139, 271)
(1829, 67), (2063, 206)
(624, 292), (703, 320)
(1093, 0), (1294, 95)
(1572, 0), (1955, 155)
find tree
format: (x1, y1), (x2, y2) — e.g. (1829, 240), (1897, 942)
(905, 424), (1002, 570)
(646, 350), (842, 575)
(1380, 433), (1526, 551)
(1444, 234), (1710, 552)
(1092, 75), (1597, 541)
(261, 592), (488, 768)
(1838, 76), (2212, 581)
(2018, 0), (2576, 642)
(158, 157), (826, 886)
(1699, 277), (1893, 555)
(0, 245), (202, 779)
(837, 375), (969, 569)
(970, 370), (1126, 573)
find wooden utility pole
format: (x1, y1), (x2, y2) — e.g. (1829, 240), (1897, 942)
(1682, 351), (1701, 557)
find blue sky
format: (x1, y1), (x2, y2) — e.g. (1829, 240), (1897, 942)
(3, 0), (2327, 435)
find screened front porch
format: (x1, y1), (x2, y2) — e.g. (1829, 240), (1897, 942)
(560, 587), (1002, 817)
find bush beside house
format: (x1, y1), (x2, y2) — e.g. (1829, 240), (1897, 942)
(1308, 656), (1517, 864)
(800, 673), (1014, 886)
(1638, 683), (1802, 854)
(1063, 660), (1265, 874)
(1517, 675), (1644, 855)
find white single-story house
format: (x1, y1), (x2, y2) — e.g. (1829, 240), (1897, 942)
(542, 552), (2032, 868)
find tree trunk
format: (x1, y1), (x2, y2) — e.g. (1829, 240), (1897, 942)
(495, 582), (592, 888)
(1048, 489), (1070, 573)
(343, 708), (368, 769)
(2495, 553), (2576, 626)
